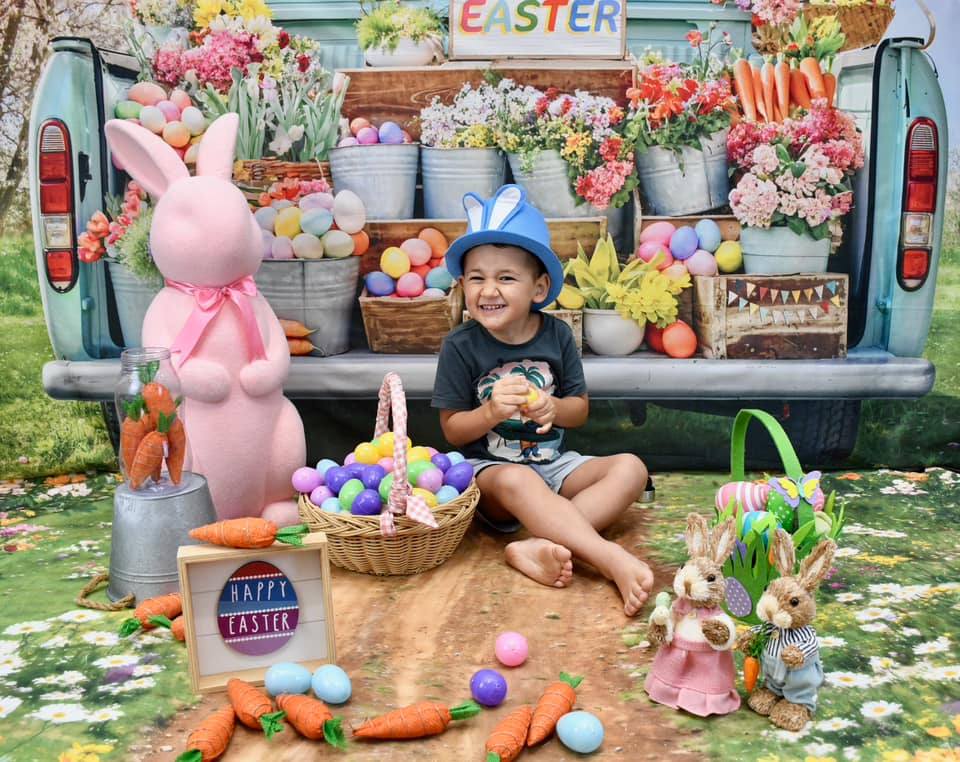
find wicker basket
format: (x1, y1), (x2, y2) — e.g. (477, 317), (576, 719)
(360, 283), (465, 354)
(804, 3), (894, 51)
(232, 159), (332, 204)
(299, 373), (478, 575)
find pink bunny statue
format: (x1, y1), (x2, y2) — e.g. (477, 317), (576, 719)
(104, 113), (306, 526)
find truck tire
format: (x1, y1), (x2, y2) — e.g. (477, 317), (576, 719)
(743, 400), (861, 469)
(100, 401), (121, 457)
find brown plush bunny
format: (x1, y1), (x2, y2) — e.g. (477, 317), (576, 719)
(644, 513), (741, 717)
(736, 528), (837, 731)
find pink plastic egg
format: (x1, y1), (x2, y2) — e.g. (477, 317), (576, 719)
(155, 99), (181, 123)
(662, 262), (688, 280)
(310, 485), (334, 505)
(344, 452), (357, 466)
(416, 467), (444, 493)
(685, 249), (719, 276)
(378, 457), (394, 473)
(639, 221), (676, 246)
(271, 235), (294, 260)
(400, 238), (432, 266)
(426, 447), (438, 457)
(338, 136), (359, 148)
(292, 467), (322, 493)
(169, 88), (192, 110)
(495, 631), (529, 667)
(396, 272), (425, 298)
(356, 126), (379, 145)
(636, 242), (673, 270)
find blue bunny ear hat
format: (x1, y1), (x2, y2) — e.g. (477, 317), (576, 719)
(444, 184), (564, 310)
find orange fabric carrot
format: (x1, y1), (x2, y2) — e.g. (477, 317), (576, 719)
(279, 319), (314, 338)
(227, 679), (285, 738)
(150, 614), (186, 641)
(744, 655), (760, 692)
(276, 694), (346, 748)
(775, 61), (791, 120)
(353, 700), (481, 739)
(527, 672), (583, 746)
(733, 59), (757, 122)
(751, 65), (767, 122)
(176, 704), (236, 762)
(790, 69), (812, 110)
(119, 592), (182, 636)
(485, 705), (533, 762)
(761, 62), (776, 122)
(287, 338), (315, 356)
(166, 415), (186, 485)
(800, 56), (827, 100)
(143, 381), (177, 428)
(119, 398), (149, 475)
(189, 518), (309, 549)
(129, 412), (173, 489)
(823, 72), (837, 108)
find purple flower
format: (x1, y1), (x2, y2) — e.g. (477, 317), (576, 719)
(104, 666), (135, 684)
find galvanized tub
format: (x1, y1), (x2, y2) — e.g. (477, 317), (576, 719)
(255, 257), (360, 356)
(108, 472), (216, 604)
(106, 260), (161, 348)
(328, 143), (419, 219)
(740, 226), (831, 275)
(507, 150), (630, 252)
(634, 129), (730, 217)
(421, 147), (507, 218)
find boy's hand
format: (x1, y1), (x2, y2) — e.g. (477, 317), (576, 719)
(524, 390), (556, 434)
(485, 377), (529, 424)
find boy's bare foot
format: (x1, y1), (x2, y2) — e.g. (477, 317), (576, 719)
(602, 544), (654, 616)
(505, 538), (574, 589)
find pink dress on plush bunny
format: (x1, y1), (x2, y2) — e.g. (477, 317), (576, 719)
(104, 113), (306, 526)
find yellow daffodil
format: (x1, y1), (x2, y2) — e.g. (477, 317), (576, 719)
(234, 0), (271, 20)
(194, 0), (229, 29)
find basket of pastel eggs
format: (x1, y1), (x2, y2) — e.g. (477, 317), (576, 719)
(297, 372), (479, 575)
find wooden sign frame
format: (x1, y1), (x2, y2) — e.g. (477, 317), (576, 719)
(177, 532), (336, 694)
(448, 0), (627, 60)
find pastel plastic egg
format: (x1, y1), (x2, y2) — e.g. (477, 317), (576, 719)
(344, 453), (357, 466)
(470, 669), (507, 707)
(254, 206), (277, 232)
(416, 467), (444, 493)
(494, 631), (529, 667)
(349, 117), (370, 136)
(443, 461), (474, 492)
(271, 199), (294, 210)
(378, 121), (404, 145)
(265, 662), (312, 697)
(715, 240), (743, 273)
(310, 485), (333, 505)
(421, 287), (446, 298)
(378, 473), (394, 502)
(301, 208), (334, 237)
(292, 232), (324, 260)
(396, 272), (425, 298)
(351, 231), (370, 256)
(412, 487), (438, 508)
(408, 446), (432, 463)
(400, 238), (432, 266)
(557, 711), (604, 754)
(814, 511), (833, 536)
(322, 230), (355, 258)
(636, 242), (673, 270)
(351, 488), (382, 516)
(741, 510), (771, 547)
(435, 485), (460, 504)
(401, 130), (414, 143)
(380, 247), (411, 279)
(338, 136), (359, 148)
(324, 467), (351, 494)
(365, 271), (396, 297)
(338, 478), (364, 510)
(377, 457), (394, 473)
(407, 460), (434, 486)
(431, 453), (452, 472)
(685, 249), (719, 276)
(639, 220), (676, 246)
(354, 442), (380, 465)
(321, 497), (342, 513)
(138, 105), (166, 134)
(271, 236), (294, 260)
(183, 143), (200, 165)
(155, 100), (181, 123)
(356, 126), (379, 145)
(411, 262), (432, 281)
(694, 219), (722, 253)
(114, 100), (142, 120)
(169, 88), (192, 111)
(312, 664), (352, 705)
(669, 226), (699, 260)
(292, 466), (322, 493)
(127, 81), (166, 107)
(662, 262), (688, 281)
(332, 190), (366, 234)
(275, 207), (303, 238)
(260, 229), (275, 259)
(662, 320), (697, 359)
(316, 458), (339, 476)
(418, 228), (449, 259)
(425, 266), (454, 291)
(446, 451), (465, 466)
(300, 192), (335, 212)
(645, 323), (665, 353)
(377, 433), (410, 457)
(359, 465), (386, 490)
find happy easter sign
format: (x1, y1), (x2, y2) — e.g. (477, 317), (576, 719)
(449, 0), (626, 59)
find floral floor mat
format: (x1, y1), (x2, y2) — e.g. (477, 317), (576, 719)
(0, 469), (958, 761)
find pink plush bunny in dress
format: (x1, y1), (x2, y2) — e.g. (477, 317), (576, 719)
(104, 114), (306, 526)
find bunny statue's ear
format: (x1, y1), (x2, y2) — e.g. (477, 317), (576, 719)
(462, 193), (484, 232)
(798, 538), (837, 592)
(196, 113), (239, 181)
(710, 518), (737, 565)
(104, 119), (189, 199)
(684, 513), (710, 558)
(487, 184), (525, 230)
(771, 528), (796, 576)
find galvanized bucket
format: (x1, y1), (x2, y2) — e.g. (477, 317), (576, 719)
(106, 260), (161, 348)
(421, 147), (507, 218)
(740, 226), (831, 275)
(634, 129), (730, 217)
(255, 257), (360, 356)
(328, 143), (419, 219)
(507, 150), (630, 252)
(108, 472), (216, 604)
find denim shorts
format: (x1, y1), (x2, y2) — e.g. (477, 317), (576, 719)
(469, 451), (594, 533)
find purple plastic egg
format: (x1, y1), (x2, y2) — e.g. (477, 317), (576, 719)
(669, 226), (699, 260)
(324, 466), (351, 495)
(431, 453), (452, 472)
(338, 136), (359, 148)
(378, 121), (404, 145)
(685, 249), (719, 276)
(155, 99), (181, 122)
(291, 467), (322, 493)
(470, 669), (508, 707)
(416, 467), (444, 493)
(443, 461), (474, 492)
(360, 465), (387, 490)
(356, 126), (379, 145)
(351, 489), (382, 516)
(310, 485), (334, 505)
(346, 462), (367, 478)
(365, 270), (396, 297)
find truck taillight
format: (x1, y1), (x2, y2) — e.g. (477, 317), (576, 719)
(37, 120), (77, 293)
(898, 118), (938, 291)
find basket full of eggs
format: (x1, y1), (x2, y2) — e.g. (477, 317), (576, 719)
(297, 372), (479, 575)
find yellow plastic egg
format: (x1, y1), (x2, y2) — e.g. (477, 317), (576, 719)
(412, 488), (438, 508)
(354, 442), (380, 465)
(407, 446), (431, 463)
(380, 246), (411, 279)
(275, 207), (302, 238)
(377, 432), (411, 457)
(714, 240), (743, 273)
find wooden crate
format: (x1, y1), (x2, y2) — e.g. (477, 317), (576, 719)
(635, 208), (742, 249)
(463, 308), (583, 355)
(693, 274), (848, 360)
(360, 283), (465, 354)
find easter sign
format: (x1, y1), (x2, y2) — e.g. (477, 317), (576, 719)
(177, 533), (336, 693)
(449, 0), (626, 59)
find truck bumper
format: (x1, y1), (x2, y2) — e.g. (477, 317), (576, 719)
(43, 348), (935, 402)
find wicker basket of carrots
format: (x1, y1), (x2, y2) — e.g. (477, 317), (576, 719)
(803, 2), (894, 52)
(299, 372), (479, 575)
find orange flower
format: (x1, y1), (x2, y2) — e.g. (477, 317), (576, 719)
(86, 211), (110, 239)
(836, 473), (862, 481)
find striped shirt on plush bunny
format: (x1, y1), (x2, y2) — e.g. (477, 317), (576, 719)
(751, 622), (819, 661)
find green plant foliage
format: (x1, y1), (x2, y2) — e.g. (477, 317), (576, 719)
(356, 0), (443, 52)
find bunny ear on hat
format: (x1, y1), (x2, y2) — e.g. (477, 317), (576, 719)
(463, 193), (484, 232)
(486, 184), (525, 230)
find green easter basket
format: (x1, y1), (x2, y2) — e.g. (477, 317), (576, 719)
(714, 409), (845, 624)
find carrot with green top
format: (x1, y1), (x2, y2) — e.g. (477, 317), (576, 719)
(527, 672), (583, 746)
(129, 411), (174, 489)
(119, 592), (182, 636)
(150, 614), (186, 641)
(189, 518), (309, 548)
(227, 679), (285, 738)
(119, 398), (149, 475)
(276, 694), (346, 747)
(353, 700), (481, 739)
(143, 380), (177, 429)
(485, 705), (532, 762)
(176, 704), (235, 762)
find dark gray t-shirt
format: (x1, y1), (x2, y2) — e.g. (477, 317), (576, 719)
(431, 315), (587, 463)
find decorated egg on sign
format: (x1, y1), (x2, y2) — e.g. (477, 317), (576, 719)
(495, 631), (528, 667)
(685, 249), (719, 276)
(636, 242), (673, 270)
(470, 669), (508, 707)
(425, 266), (454, 291)
(356, 126), (379, 145)
(254, 206), (277, 232)
(312, 664), (352, 704)
(292, 232), (324, 260)
(694, 219), (722, 253)
(378, 121), (404, 144)
(400, 238), (432, 266)
(639, 220), (676, 247)
(351, 489), (382, 515)
(381, 247), (411, 279)
(322, 230), (355, 258)
(265, 662), (312, 696)
(435, 485), (460, 504)
(291, 467), (322, 494)
(396, 272), (425, 298)
(271, 236), (294, 260)
(332, 190), (366, 234)
(669, 226), (699, 260)
(557, 711), (604, 754)
(138, 105), (165, 134)
(365, 271), (396, 297)
(444, 461), (474, 492)
(662, 320), (697, 359)
(300, 208), (334, 237)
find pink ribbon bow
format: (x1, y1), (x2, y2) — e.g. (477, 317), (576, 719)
(165, 276), (267, 366)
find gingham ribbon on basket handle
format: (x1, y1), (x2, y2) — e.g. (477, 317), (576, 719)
(374, 373), (439, 537)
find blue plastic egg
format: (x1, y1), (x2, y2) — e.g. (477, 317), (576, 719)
(316, 458), (339, 476)
(435, 485), (460, 504)
(321, 497), (342, 513)
(425, 266), (454, 291)
(694, 219), (722, 253)
(446, 451), (465, 466)
(365, 270), (396, 297)
(669, 226), (699, 261)
(264, 662), (312, 697)
(557, 711), (604, 754)
(378, 121), (405, 145)
(312, 664), (352, 704)
(741, 510), (771, 548)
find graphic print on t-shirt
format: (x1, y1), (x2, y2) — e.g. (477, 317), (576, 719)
(477, 359), (563, 463)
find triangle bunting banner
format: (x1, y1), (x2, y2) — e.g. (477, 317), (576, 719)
(815, 285), (824, 300)
(791, 290), (801, 303)
(759, 287), (769, 301)
(746, 282), (756, 297)
(728, 290), (738, 305)
(739, 298), (748, 311)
